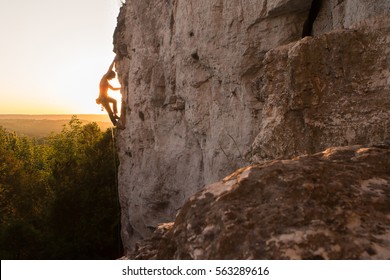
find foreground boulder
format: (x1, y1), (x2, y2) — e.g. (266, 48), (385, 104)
(129, 143), (390, 259)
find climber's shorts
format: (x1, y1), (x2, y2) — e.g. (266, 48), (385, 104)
(96, 97), (104, 104)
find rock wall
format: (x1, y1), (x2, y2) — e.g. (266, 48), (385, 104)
(250, 16), (390, 162)
(314, 0), (390, 35)
(130, 143), (390, 260)
(113, 0), (390, 253)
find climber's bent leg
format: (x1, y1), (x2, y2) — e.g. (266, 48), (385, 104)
(106, 96), (118, 115)
(101, 101), (117, 126)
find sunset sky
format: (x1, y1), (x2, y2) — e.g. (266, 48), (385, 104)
(0, 0), (123, 114)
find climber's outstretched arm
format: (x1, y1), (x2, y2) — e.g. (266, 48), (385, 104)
(106, 61), (115, 74)
(108, 84), (121, 91)
(106, 55), (118, 74)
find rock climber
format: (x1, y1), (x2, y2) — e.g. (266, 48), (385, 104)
(96, 57), (121, 126)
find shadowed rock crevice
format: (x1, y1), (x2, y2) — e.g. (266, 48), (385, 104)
(302, 0), (323, 37)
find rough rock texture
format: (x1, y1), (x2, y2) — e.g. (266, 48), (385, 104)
(113, 0), (390, 253)
(114, 0), (311, 252)
(129, 143), (390, 260)
(314, 0), (390, 35)
(250, 16), (390, 162)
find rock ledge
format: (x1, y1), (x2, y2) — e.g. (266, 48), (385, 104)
(129, 143), (390, 260)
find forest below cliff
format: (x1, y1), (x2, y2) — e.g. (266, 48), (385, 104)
(0, 116), (122, 259)
(0, 115), (112, 138)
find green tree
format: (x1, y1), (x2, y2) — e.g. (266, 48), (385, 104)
(0, 117), (122, 259)
(46, 117), (121, 259)
(0, 127), (51, 258)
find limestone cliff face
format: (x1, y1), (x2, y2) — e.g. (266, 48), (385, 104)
(113, 0), (390, 254)
(250, 16), (390, 162)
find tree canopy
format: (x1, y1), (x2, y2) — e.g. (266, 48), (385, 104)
(0, 116), (122, 259)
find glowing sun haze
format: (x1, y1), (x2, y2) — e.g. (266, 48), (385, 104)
(0, 0), (123, 114)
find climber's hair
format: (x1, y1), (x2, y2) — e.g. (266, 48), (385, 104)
(107, 70), (116, 80)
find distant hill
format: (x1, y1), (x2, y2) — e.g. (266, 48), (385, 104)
(0, 114), (113, 138)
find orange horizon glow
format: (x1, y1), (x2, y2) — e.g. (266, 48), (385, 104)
(0, 0), (123, 115)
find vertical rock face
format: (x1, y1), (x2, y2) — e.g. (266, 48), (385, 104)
(250, 16), (390, 162)
(313, 0), (390, 35)
(113, 0), (390, 253)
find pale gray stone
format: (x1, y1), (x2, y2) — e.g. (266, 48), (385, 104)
(113, 0), (390, 254)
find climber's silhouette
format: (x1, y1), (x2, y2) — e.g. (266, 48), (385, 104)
(96, 58), (121, 126)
